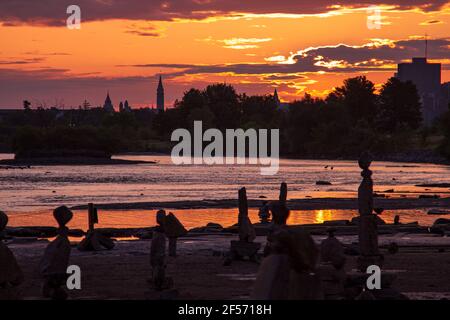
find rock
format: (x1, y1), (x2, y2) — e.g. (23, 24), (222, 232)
(419, 194), (440, 199)
(416, 183), (450, 188)
(430, 218), (450, 234)
(39, 206), (73, 300)
(237, 187), (256, 242)
(0, 211), (7, 231)
(164, 212), (187, 238)
(206, 222), (223, 229)
(344, 244), (359, 256)
(53, 206), (73, 226)
(189, 224), (225, 233)
(229, 240), (261, 261)
(78, 231), (115, 251)
(95, 227), (153, 238)
(251, 254), (291, 299)
(373, 193), (386, 198)
(150, 224), (167, 290)
(320, 233), (346, 269)
(68, 229), (84, 237)
(323, 220), (349, 226)
(351, 215), (386, 225)
(428, 209), (450, 215)
(5, 226), (58, 238)
(433, 218), (450, 225)
(388, 242), (399, 254)
(357, 152), (383, 272)
(0, 211), (24, 299)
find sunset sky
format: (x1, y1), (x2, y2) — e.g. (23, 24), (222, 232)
(0, 0), (449, 109)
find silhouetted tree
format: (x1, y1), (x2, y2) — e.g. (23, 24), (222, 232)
(376, 77), (422, 132)
(204, 83), (240, 130)
(240, 94), (279, 128)
(82, 100), (91, 110)
(23, 100), (31, 112)
(326, 76), (377, 123)
(176, 88), (205, 116)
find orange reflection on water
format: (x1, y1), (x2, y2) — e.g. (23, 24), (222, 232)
(315, 210), (332, 224)
(7, 207), (443, 231)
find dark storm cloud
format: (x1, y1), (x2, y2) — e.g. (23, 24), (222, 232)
(0, 0), (447, 26)
(128, 38), (450, 76)
(292, 38), (450, 64)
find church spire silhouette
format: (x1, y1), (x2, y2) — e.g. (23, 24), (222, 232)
(103, 91), (114, 113)
(157, 75), (164, 112)
(273, 88), (281, 107)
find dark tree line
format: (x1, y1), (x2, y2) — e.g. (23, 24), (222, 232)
(155, 76), (424, 158)
(4, 75), (450, 159)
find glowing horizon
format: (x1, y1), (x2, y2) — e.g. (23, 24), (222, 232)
(0, 1), (449, 109)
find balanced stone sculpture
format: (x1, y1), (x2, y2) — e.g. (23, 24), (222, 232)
(227, 187), (261, 263)
(78, 203), (115, 251)
(318, 228), (346, 299)
(357, 152), (383, 271)
(150, 210), (173, 290)
(0, 211), (24, 300)
(39, 206), (73, 300)
(164, 212), (187, 257)
(252, 203), (322, 299)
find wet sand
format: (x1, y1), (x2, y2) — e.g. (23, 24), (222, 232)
(8, 234), (450, 300)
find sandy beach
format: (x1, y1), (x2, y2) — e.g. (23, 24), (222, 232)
(7, 233), (450, 300)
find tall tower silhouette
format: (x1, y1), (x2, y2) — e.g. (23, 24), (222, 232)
(103, 91), (114, 113)
(273, 88), (281, 107)
(157, 75), (164, 112)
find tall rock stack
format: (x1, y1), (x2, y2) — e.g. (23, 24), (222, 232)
(357, 152), (383, 271)
(226, 187), (261, 264)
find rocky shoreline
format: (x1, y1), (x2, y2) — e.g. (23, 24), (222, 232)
(5, 217), (449, 240)
(7, 233), (450, 300)
(70, 196), (450, 211)
(0, 157), (157, 166)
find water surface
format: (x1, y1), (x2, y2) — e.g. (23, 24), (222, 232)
(1, 154), (449, 228)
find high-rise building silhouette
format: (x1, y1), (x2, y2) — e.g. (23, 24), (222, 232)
(157, 75), (164, 112)
(396, 57), (442, 125)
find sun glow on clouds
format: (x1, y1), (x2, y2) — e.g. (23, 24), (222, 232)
(266, 39), (398, 65)
(0, 2), (449, 107)
(199, 37), (273, 49)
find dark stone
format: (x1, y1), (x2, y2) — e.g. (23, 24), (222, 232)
(229, 240), (261, 261)
(206, 222), (223, 229)
(323, 220), (349, 226)
(419, 194), (440, 199)
(316, 180), (332, 185)
(351, 215), (386, 225)
(388, 242), (399, 254)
